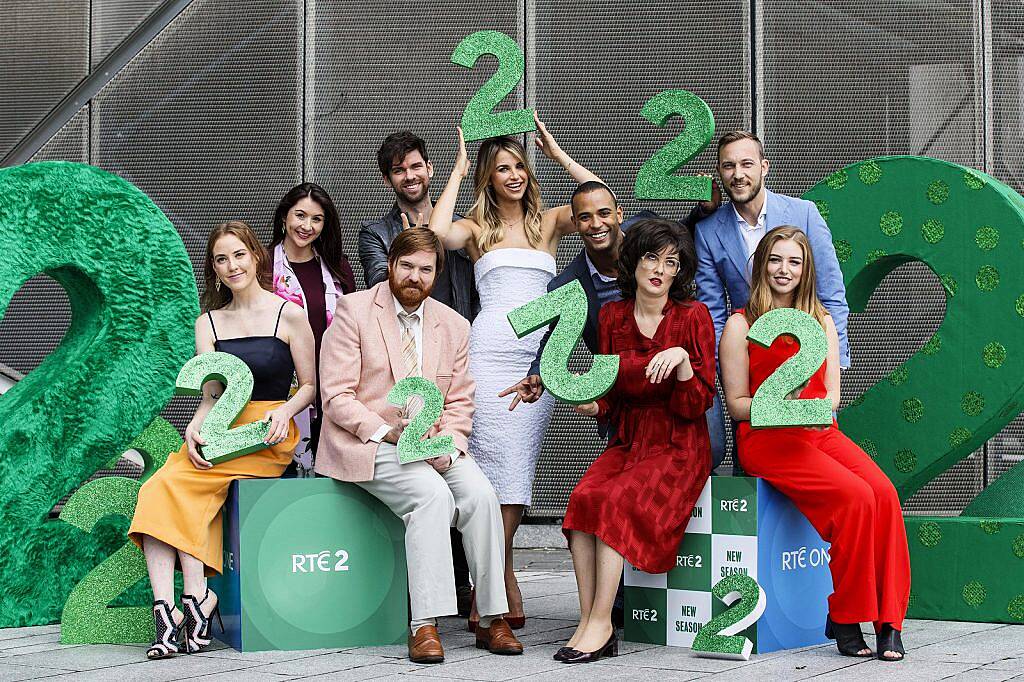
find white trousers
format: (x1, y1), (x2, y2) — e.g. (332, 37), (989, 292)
(356, 444), (508, 621)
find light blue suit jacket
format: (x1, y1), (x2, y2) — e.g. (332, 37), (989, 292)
(694, 189), (851, 367)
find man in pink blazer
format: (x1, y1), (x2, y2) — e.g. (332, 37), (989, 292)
(316, 228), (522, 663)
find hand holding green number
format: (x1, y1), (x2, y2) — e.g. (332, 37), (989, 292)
(747, 308), (833, 428)
(451, 30), (534, 142)
(175, 352), (269, 464)
(634, 89), (715, 201)
(386, 377), (455, 464)
(507, 280), (619, 405)
(691, 574), (767, 660)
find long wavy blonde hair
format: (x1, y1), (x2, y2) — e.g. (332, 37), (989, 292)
(469, 137), (544, 253)
(744, 226), (828, 327)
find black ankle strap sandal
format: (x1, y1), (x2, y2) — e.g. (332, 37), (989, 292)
(146, 600), (182, 660)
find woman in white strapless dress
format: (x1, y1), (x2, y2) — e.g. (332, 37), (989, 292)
(426, 115), (605, 627)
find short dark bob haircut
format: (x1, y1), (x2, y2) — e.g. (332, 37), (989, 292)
(616, 218), (697, 303)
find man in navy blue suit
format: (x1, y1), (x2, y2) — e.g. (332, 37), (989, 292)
(696, 130), (851, 467)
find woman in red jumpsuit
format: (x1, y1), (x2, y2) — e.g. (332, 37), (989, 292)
(559, 219), (716, 664)
(720, 225), (910, 662)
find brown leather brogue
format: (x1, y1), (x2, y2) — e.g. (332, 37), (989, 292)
(408, 624), (444, 664)
(475, 618), (524, 655)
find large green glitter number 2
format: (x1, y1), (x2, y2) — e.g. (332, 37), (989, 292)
(507, 280), (619, 404)
(451, 30), (535, 142)
(804, 156), (1024, 623)
(59, 419), (184, 644)
(386, 377), (455, 464)
(691, 574), (767, 661)
(0, 162), (197, 629)
(747, 308), (833, 428)
(175, 351), (269, 463)
(634, 89), (715, 202)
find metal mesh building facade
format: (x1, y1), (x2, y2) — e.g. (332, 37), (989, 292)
(1, 0), (1022, 517)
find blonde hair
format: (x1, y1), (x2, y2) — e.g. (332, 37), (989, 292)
(469, 137), (544, 253)
(201, 220), (273, 311)
(744, 226), (827, 327)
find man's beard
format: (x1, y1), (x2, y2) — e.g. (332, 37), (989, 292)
(395, 182), (429, 205)
(725, 174), (763, 206)
(389, 275), (433, 307)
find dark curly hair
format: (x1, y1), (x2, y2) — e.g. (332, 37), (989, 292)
(270, 183), (353, 292)
(616, 218), (697, 303)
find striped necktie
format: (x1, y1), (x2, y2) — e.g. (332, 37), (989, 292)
(398, 311), (420, 377)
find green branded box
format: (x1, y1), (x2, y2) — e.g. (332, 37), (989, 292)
(210, 478), (408, 651)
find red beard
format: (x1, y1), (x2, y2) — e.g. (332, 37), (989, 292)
(389, 275), (433, 308)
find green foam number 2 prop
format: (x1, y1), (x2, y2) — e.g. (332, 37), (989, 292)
(634, 89), (715, 201)
(691, 574), (767, 660)
(451, 30), (535, 142)
(507, 280), (619, 404)
(747, 308), (833, 428)
(59, 419), (185, 644)
(386, 377), (455, 464)
(0, 162), (197, 628)
(175, 352), (269, 464)
(804, 156), (1024, 623)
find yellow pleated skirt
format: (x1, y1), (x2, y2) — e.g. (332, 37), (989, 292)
(128, 400), (298, 575)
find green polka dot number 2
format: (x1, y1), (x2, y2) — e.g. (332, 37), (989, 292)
(804, 156), (1024, 623)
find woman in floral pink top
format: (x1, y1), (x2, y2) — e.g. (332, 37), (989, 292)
(269, 183), (355, 474)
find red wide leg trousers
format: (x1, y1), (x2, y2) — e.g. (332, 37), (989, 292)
(739, 424), (911, 631)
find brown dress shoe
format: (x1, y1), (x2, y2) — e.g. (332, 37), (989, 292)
(408, 625), (444, 664)
(475, 618), (524, 655)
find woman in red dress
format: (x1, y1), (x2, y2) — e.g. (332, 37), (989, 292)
(559, 219), (716, 664)
(719, 225), (910, 662)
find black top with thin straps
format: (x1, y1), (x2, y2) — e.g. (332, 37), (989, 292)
(207, 302), (295, 402)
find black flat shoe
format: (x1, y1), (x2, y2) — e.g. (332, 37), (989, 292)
(553, 646), (578, 661)
(563, 632), (617, 664)
(825, 615), (873, 658)
(876, 624), (905, 662)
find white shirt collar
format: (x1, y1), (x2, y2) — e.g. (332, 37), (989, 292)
(733, 196), (767, 230)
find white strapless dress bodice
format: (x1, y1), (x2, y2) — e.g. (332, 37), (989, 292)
(469, 248), (556, 506)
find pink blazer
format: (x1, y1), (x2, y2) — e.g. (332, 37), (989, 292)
(315, 281), (475, 482)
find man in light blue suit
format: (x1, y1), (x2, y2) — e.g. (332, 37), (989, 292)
(695, 130), (850, 469)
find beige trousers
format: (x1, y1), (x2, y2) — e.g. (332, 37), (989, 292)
(356, 444), (508, 621)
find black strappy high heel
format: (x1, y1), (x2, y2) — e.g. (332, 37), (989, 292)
(146, 600), (183, 660)
(825, 615), (873, 658)
(182, 589), (223, 653)
(876, 624), (905, 662)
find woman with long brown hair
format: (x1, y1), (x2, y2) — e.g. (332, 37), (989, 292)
(719, 225), (909, 662)
(427, 117), (604, 629)
(129, 221), (315, 660)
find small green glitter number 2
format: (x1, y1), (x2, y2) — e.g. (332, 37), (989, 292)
(451, 31), (535, 142)
(386, 377), (455, 465)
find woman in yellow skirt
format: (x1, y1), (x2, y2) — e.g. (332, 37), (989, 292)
(129, 220), (315, 659)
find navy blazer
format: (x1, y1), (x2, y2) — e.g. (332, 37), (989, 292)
(694, 190), (851, 367)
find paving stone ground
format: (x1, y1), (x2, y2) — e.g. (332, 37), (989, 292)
(2, 549), (1022, 681)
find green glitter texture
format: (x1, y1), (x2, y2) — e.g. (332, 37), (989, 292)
(879, 211), (903, 236)
(963, 581), (987, 607)
(983, 342), (1007, 369)
(921, 335), (942, 355)
(888, 367), (909, 386)
(1016, 294), (1024, 318)
(949, 427), (972, 448)
(921, 219), (945, 244)
(833, 239), (851, 263)
(866, 249), (887, 265)
(918, 522), (942, 547)
(940, 274), (959, 297)
(1013, 536), (1024, 559)
(826, 170), (848, 190)
(859, 161), (882, 185)
(633, 90), (716, 201)
(0, 162), (197, 628)
(1009, 596), (1024, 621)
(962, 391), (985, 417)
(816, 201), (830, 222)
(894, 449), (917, 473)
(980, 520), (1002, 534)
(976, 265), (1000, 292)
(964, 172), (986, 190)
(859, 438), (877, 457)
(927, 179), (950, 204)
(386, 377), (455, 464)
(901, 398), (924, 423)
(976, 226), (999, 251)
(451, 31), (535, 142)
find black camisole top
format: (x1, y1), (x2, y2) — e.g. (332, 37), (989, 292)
(207, 302), (295, 402)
